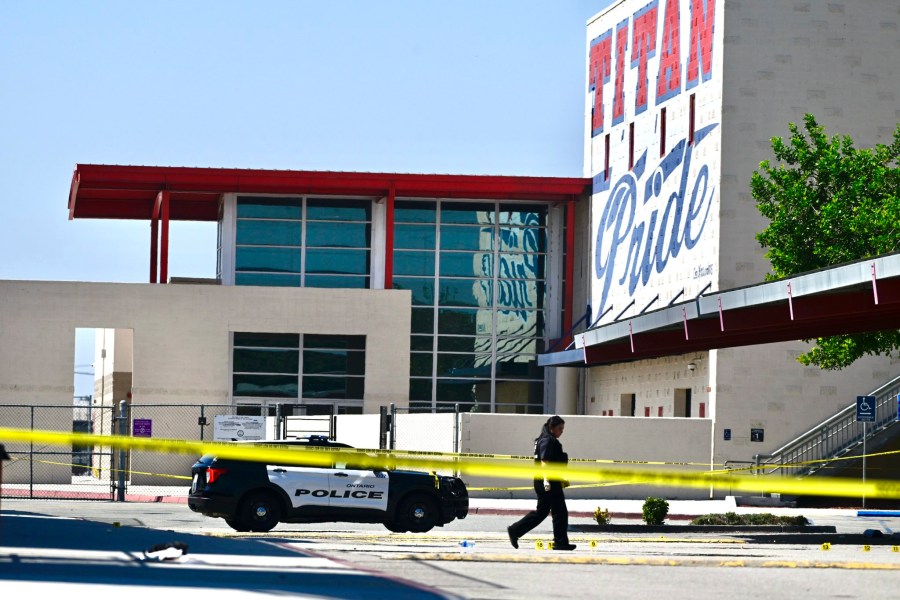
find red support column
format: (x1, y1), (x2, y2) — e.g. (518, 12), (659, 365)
(150, 219), (159, 283)
(384, 184), (395, 290)
(160, 190), (170, 284)
(150, 192), (162, 283)
(563, 198), (575, 346)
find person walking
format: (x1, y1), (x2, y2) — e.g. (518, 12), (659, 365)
(507, 415), (576, 551)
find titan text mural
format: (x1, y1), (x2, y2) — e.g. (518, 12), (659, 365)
(587, 0), (719, 321)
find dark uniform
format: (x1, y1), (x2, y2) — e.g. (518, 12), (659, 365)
(507, 428), (571, 546)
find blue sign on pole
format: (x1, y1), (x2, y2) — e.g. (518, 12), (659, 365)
(856, 396), (876, 422)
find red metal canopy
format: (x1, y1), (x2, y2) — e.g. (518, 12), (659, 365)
(68, 164), (591, 221)
(581, 278), (900, 365)
(537, 253), (900, 367)
(66, 163), (589, 296)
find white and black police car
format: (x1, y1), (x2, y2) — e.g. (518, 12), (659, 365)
(187, 436), (469, 533)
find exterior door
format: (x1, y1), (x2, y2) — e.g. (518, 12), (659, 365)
(327, 468), (389, 512)
(270, 465), (331, 509)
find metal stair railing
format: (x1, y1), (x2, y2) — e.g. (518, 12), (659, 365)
(753, 373), (900, 479)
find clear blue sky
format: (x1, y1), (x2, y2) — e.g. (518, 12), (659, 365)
(0, 1), (612, 286)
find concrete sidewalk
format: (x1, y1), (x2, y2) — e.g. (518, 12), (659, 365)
(469, 496), (858, 521)
(5, 484), (891, 533)
(473, 497), (900, 538)
(473, 496), (740, 520)
(2, 487), (812, 519)
(0, 509), (447, 599)
(5, 491), (899, 538)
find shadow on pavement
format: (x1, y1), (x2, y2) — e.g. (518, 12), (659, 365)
(0, 510), (450, 599)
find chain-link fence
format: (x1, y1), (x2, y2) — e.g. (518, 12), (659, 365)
(1, 402), (464, 500)
(1, 403), (118, 500)
(0, 403), (270, 500)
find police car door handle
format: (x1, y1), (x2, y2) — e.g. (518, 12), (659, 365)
(334, 472), (349, 477)
(273, 468), (287, 473)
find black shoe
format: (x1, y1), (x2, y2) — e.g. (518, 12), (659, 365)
(553, 542), (576, 551)
(507, 527), (519, 549)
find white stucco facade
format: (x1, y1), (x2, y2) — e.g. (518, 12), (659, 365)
(0, 280), (411, 408)
(0, 281), (411, 483)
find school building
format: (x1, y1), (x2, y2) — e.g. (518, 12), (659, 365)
(1, 0), (899, 494)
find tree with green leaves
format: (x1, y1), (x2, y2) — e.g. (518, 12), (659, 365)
(751, 114), (900, 370)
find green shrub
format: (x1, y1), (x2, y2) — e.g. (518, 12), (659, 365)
(689, 512), (810, 526)
(691, 512), (742, 525)
(594, 507), (612, 526)
(692, 513), (723, 525)
(642, 497), (669, 525)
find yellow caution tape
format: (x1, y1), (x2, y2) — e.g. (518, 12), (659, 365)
(9, 457), (192, 481)
(238, 444), (725, 469)
(711, 448), (900, 476)
(3, 426), (900, 499)
(469, 481), (634, 492)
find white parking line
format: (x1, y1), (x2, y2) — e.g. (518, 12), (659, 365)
(0, 545), (355, 573)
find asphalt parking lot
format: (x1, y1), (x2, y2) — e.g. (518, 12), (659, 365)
(3, 499), (900, 599)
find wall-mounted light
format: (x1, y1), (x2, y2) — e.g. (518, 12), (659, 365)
(687, 362), (697, 372)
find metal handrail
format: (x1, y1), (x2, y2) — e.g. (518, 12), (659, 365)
(754, 373), (900, 479)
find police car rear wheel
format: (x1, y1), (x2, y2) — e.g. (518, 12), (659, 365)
(398, 493), (438, 533)
(238, 491), (281, 532)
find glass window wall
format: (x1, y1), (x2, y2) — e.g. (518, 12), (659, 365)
(228, 196), (556, 415)
(235, 196), (371, 289)
(232, 332), (366, 409)
(395, 199), (548, 413)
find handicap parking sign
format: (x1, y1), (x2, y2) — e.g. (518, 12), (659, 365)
(857, 396), (876, 422)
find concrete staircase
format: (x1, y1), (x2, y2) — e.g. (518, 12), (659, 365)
(747, 374), (900, 509)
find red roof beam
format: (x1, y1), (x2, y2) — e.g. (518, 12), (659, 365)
(69, 165), (590, 213)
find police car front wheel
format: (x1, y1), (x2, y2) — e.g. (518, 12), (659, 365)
(237, 491), (282, 532)
(384, 521), (408, 533)
(397, 493), (439, 533)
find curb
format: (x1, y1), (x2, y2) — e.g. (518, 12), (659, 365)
(569, 523), (837, 534)
(0, 489), (190, 503)
(126, 494), (188, 504)
(469, 507), (694, 521)
(735, 532), (900, 546)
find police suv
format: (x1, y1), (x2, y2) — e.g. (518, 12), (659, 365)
(187, 436), (469, 533)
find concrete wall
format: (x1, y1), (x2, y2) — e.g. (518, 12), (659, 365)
(458, 413), (713, 499)
(0, 280), (411, 484)
(713, 0), (900, 467)
(719, 0), (900, 288)
(334, 414), (382, 450)
(710, 346), (900, 467)
(333, 412), (713, 500)
(584, 352), (710, 418)
(395, 412), (456, 453)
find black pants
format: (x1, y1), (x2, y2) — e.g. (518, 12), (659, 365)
(508, 480), (569, 544)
